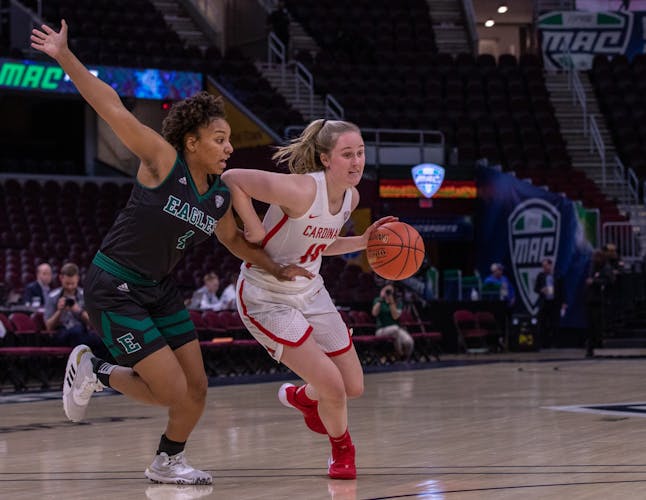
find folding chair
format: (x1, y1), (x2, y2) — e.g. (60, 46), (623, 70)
(453, 309), (489, 353)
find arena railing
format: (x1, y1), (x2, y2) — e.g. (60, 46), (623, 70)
(613, 155), (639, 206)
(324, 94), (344, 120)
(293, 61), (313, 119)
(283, 127), (445, 168)
(267, 31), (287, 87)
(588, 114), (606, 187)
(461, 0), (479, 56)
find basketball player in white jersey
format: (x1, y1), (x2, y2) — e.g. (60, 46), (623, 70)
(221, 119), (395, 480)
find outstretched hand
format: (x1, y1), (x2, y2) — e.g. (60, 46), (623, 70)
(274, 264), (315, 282)
(362, 216), (399, 246)
(31, 19), (69, 60)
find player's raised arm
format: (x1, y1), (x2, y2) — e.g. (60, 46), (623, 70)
(30, 20), (174, 175)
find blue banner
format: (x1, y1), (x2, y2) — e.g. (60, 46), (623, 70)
(539, 10), (646, 69)
(475, 167), (593, 328)
(0, 57), (203, 100)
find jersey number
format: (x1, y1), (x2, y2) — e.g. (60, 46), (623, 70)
(176, 230), (195, 250)
(299, 243), (327, 263)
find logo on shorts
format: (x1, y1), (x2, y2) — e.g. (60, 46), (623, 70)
(116, 332), (141, 353)
(117, 282), (130, 293)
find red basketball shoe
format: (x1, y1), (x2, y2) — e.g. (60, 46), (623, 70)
(278, 383), (327, 434)
(328, 442), (356, 480)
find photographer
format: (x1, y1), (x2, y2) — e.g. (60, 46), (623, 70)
(371, 283), (414, 360)
(45, 263), (105, 355)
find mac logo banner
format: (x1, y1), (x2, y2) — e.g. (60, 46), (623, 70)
(411, 163), (445, 198)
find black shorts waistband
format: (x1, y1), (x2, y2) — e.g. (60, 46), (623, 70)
(92, 251), (159, 287)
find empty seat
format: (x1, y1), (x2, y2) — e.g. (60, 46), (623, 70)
(453, 309), (489, 353)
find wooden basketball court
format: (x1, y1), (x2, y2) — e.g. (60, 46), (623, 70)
(3, 353), (646, 499)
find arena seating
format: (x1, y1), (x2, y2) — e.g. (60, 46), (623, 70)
(0, 311), (73, 390)
(0, 346), (73, 391)
(453, 309), (499, 353)
(513, 167), (627, 224)
(590, 53), (646, 180)
(0, 306), (441, 389)
(279, 1), (625, 224)
(286, 1), (561, 164)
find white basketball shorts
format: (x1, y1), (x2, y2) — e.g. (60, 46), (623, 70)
(236, 276), (352, 362)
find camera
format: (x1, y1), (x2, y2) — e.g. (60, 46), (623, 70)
(384, 289), (392, 295)
(65, 298), (75, 307)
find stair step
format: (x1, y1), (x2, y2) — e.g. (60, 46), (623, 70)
(604, 337), (646, 348)
(614, 325), (646, 335)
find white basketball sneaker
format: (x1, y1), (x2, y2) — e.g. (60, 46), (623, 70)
(63, 344), (104, 422)
(145, 452), (213, 485)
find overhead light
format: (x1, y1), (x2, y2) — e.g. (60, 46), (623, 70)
(497, 3), (508, 14)
(484, 19), (495, 27)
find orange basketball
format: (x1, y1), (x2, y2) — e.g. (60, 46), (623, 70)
(366, 222), (425, 280)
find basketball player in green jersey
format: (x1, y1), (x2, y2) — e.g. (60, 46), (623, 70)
(31, 20), (312, 484)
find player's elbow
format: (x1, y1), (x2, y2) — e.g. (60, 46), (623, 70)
(220, 170), (238, 189)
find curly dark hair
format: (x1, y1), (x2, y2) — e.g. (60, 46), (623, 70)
(161, 91), (226, 151)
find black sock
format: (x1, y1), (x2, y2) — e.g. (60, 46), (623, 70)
(157, 433), (186, 456)
(91, 357), (115, 388)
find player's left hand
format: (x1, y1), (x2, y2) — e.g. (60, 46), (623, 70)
(31, 19), (69, 60)
(361, 216), (399, 246)
(274, 264), (315, 281)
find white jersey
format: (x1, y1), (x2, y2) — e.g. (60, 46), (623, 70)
(241, 170), (353, 293)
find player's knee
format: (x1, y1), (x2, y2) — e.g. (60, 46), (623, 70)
(320, 378), (347, 404)
(345, 379), (364, 399)
(187, 373), (208, 404)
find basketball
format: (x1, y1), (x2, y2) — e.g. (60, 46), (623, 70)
(366, 222), (425, 280)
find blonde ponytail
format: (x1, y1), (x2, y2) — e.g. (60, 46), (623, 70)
(273, 119), (361, 174)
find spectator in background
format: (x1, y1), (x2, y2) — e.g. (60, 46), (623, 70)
(189, 272), (222, 311)
(603, 243), (624, 334)
(218, 270), (239, 310)
(371, 283), (414, 360)
(534, 258), (567, 349)
(484, 263), (516, 308)
(22, 262), (52, 308)
(603, 243), (624, 275)
(267, 0), (290, 50)
(585, 249), (615, 357)
(44, 262), (106, 357)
